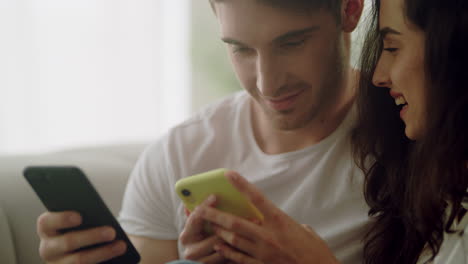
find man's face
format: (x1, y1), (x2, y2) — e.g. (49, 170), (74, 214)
(213, 0), (347, 130)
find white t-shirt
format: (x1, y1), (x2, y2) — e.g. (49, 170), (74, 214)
(118, 91), (370, 263)
(417, 202), (468, 264)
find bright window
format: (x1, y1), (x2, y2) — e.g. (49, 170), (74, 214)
(0, 0), (191, 154)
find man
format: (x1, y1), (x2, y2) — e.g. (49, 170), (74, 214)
(36, 0), (367, 263)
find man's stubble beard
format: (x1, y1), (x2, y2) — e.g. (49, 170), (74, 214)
(267, 37), (347, 131)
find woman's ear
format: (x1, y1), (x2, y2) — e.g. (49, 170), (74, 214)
(341, 0), (364, 32)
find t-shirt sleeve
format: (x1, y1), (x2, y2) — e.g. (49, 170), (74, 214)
(118, 138), (179, 240)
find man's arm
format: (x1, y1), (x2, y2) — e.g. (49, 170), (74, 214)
(129, 235), (179, 264)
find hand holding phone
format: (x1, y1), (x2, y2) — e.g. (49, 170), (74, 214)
(24, 166), (140, 264)
(176, 169), (263, 261)
(175, 168), (264, 222)
(36, 211), (128, 263)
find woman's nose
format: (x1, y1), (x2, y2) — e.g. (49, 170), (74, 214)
(372, 58), (392, 88)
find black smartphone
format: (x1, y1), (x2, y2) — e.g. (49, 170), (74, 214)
(24, 166), (141, 264)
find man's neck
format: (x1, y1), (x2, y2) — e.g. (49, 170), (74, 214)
(251, 69), (358, 155)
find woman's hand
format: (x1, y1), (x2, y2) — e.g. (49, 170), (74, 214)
(197, 171), (340, 264)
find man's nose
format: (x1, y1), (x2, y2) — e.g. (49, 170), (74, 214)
(256, 55), (285, 97)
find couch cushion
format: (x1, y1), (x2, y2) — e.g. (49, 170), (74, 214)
(0, 205), (17, 264)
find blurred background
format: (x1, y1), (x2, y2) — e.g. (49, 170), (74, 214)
(0, 0), (369, 155)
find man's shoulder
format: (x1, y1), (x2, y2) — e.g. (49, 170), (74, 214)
(173, 91), (248, 133)
(145, 91), (249, 153)
(138, 91), (250, 177)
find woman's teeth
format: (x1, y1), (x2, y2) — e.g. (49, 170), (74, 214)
(395, 96), (407, 106)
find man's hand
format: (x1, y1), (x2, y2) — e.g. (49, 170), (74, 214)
(179, 195), (227, 264)
(37, 211), (127, 264)
(197, 171), (340, 264)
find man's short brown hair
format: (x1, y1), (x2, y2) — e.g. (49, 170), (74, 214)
(209, 0), (343, 22)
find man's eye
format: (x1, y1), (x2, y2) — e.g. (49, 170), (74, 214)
(281, 39), (306, 49)
(233, 46), (253, 54)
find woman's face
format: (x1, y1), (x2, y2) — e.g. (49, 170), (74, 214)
(372, 0), (427, 140)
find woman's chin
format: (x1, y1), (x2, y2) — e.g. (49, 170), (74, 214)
(404, 125), (421, 141)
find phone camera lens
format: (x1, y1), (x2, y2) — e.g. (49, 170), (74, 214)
(181, 189), (191, 197)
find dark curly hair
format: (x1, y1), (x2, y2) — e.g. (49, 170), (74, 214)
(352, 0), (468, 263)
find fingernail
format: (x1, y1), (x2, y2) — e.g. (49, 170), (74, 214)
(225, 170), (234, 178)
(112, 242), (126, 254)
(69, 214), (81, 225)
(102, 228), (115, 240)
(207, 194), (216, 203)
(227, 171), (239, 182)
(253, 219), (262, 225)
(214, 244), (224, 256)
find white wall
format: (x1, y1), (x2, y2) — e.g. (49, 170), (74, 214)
(0, 0), (191, 155)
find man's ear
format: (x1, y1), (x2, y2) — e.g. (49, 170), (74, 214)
(341, 0), (364, 32)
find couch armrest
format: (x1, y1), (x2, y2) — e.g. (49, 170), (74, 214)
(0, 205), (17, 264)
(0, 143), (147, 264)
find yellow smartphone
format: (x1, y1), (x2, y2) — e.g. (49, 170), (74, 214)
(175, 168), (264, 222)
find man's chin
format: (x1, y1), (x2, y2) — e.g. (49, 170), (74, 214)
(268, 115), (307, 131)
(256, 103), (309, 131)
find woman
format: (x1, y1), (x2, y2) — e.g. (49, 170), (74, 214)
(353, 0), (468, 263)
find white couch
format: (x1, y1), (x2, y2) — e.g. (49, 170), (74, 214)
(0, 143), (147, 264)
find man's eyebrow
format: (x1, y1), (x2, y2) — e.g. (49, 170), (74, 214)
(379, 27), (402, 38)
(273, 26), (320, 44)
(221, 26), (320, 47)
(221, 38), (246, 46)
